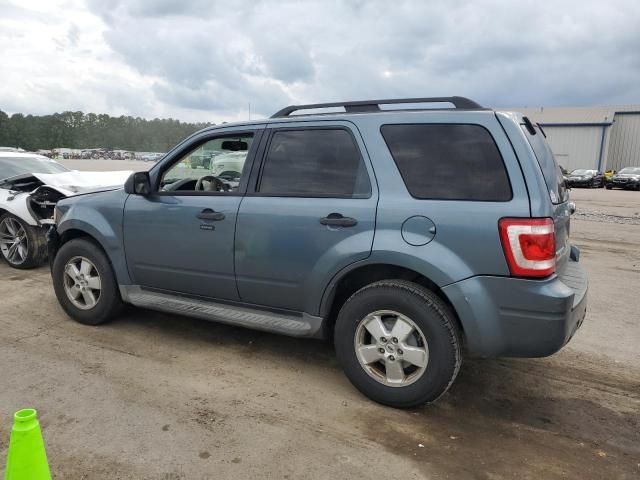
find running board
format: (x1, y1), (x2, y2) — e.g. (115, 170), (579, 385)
(120, 286), (324, 338)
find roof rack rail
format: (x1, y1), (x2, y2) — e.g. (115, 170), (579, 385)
(270, 96), (484, 118)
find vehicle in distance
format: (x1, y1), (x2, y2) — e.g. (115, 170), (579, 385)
(0, 152), (131, 268)
(565, 169), (605, 188)
(48, 97), (588, 408)
(606, 167), (640, 190)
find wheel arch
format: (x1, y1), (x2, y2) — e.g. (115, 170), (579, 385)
(320, 262), (464, 340)
(56, 224), (131, 285)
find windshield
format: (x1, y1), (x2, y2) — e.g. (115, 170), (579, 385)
(521, 124), (568, 204)
(0, 156), (69, 181)
(619, 167), (640, 175)
(570, 169), (595, 176)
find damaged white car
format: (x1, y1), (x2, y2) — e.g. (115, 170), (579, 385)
(0, 152), (131, 269)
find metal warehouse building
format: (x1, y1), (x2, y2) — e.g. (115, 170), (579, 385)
(512, 105), (640, 172)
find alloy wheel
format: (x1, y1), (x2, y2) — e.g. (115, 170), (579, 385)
(0, 217), (29, 266)
(63, 256), (102, 310)
(354, 310), (429, 387)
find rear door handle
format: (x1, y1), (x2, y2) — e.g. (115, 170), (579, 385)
(320, 213), (358, 227)
(197, 208), (225, 221)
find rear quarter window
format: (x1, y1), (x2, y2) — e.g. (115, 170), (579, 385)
(381, 124), (512, 201)
(521, 122), (568, 204)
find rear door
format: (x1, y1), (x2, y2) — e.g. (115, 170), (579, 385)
(234, 122), (378, 313)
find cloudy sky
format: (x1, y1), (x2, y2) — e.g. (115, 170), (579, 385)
(1, 0), (639, 123)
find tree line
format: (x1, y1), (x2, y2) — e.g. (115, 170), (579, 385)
(0, 110), (213, 152)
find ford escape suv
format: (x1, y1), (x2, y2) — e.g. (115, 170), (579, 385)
(48, 97), (587, 408)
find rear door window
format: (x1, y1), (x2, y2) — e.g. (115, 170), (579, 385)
(381, 124), (512, 201)
(521, 122), (568, 204)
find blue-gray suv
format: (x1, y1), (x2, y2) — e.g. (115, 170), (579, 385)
(48, 97), (587, 408)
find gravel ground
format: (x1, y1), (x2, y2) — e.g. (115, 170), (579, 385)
(0, 182), (638, 479)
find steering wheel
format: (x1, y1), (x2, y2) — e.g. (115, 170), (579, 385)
(195, 175), (228, 192)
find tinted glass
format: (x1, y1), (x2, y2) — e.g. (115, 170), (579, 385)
(381, 124), (512, 201)
(259, 129), (370, 197)
(0, 156), (69, 180)
(521, 124), (568, 204)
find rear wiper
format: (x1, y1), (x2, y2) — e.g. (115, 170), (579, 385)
(522, 116), (536, 135)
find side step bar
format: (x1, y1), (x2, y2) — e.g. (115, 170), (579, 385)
(120, 286), (324, 338)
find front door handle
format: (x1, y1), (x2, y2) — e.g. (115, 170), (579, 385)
(320, 213), (358, 227)
(197, 208), (225, 221)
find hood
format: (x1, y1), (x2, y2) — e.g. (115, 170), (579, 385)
(31, 170), (133, 196)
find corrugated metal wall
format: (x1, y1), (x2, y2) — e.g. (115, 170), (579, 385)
(542, 126), (603, 171)
(606, 113), (640, 171)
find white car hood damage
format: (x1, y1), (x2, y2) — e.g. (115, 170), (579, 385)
(31, 170), (133, 196)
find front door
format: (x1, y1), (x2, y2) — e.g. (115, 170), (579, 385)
(123, 129), (261, 300)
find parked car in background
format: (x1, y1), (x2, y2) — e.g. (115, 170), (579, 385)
(48, 97), (587, 408)
(606, 167), (640, 190)
(565, 169), (604, 188)
(0, 152), (131, 268)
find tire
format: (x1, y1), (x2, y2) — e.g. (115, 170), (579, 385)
(334, 280), (462, 408)
(52, 238), (123, 325)
(606, 185), (612, 190)
(0, 213), (47, 269)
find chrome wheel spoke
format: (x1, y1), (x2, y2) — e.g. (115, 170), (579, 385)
(7, 242), (19, 261)
(81, 289), (97, 308)
(16, 243), (27, 261)
(401, 345), (428, 368)
(390, 317), (414, 343)
(68, 284), (82, 299)
(364, 315), (387, 339)
(65, 263), (80, 280)
(385, 359), (405, 384)
(358, 345), (383, 365)
(4, 220), (16, 236)
(79, 259), (92, 275)
(86, 275), (101, 290)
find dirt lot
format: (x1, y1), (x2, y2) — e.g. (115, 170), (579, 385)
(0, 184), (638, 479)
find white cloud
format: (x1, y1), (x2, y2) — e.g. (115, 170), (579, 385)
(1, 0), (639, 123)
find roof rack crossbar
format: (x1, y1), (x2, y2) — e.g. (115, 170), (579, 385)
(270, 96), (483, 118)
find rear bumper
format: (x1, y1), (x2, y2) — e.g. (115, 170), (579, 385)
(443, 257), (587, 358)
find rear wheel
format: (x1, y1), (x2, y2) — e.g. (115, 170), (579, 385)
(0, 213), (47, 269)
(334, 280), (462, 408)
(52, 238), (123, 325)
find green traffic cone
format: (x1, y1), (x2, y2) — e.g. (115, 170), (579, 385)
(4, 409), (51, 480)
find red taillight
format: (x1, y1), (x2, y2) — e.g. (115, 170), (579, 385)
(499, 218), (556, 278)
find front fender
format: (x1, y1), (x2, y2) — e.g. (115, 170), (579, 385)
(0, 191), (39, 225)
(56, 190), (131, 285)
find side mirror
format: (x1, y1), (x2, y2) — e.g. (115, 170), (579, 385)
(568, 201), (576, 215)
(125, 171), (152, 195)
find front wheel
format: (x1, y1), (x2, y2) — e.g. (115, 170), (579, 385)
(0, 213), (47, 269)
(52, 238), (123, 325)
(334, 280), (462, 408)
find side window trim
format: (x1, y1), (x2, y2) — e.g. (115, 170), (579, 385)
(152, 129), (264, 197)
(247, 125), (372, 199)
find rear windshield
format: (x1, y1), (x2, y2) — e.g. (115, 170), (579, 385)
(521, 124), (568, 204)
